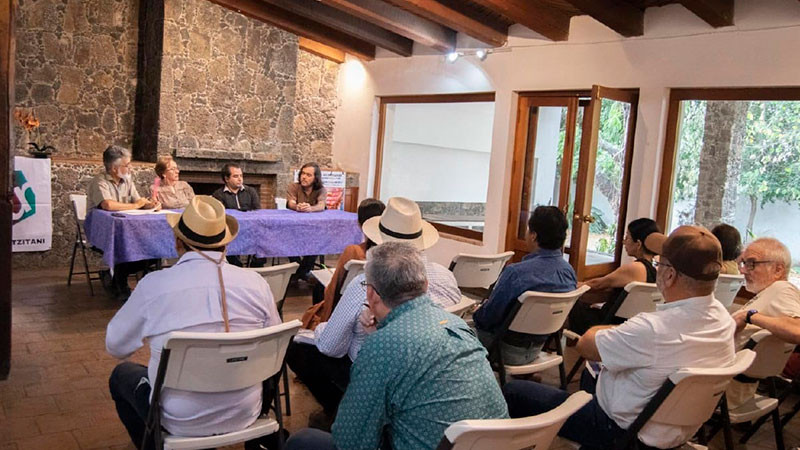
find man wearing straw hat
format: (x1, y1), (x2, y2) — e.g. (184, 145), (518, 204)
(106, 196), (281, 448)
(285, 196), (461, 430)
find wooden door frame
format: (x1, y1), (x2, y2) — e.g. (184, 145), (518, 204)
(1, 0), (14, 380)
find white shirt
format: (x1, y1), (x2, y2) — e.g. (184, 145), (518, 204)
(735, 280), (800, 349)
(595, 294), (736, 448)
(106, 251), (281, 437)
(314, 258), (461, 361)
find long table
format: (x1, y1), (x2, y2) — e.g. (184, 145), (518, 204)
(84, 209), (363, 268)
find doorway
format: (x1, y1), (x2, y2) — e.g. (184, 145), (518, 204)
(505, 86), (638, 280)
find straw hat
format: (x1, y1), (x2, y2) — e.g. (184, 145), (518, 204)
(166, 196), (238, 248)
(362, 197), (439, 250)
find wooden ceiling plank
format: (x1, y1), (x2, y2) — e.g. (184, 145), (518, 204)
(678, 0), (734, 28)
(262, 0), (413, 56)
(207, 0), (376, 60)
(299, 37), (346, 63)
(470, 0), (572, 41)
(319, 0), (456, 52)
(564, 0), (644, 37)
(384, 0), (508, 47)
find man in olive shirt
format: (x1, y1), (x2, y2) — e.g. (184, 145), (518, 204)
(286, 242), (508, 450)
(87, 145), (159, 301)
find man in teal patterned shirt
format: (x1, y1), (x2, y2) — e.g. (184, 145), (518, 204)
(286, 242), (508, 450)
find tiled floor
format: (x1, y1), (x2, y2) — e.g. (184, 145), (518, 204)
(2, 266), (799, 449)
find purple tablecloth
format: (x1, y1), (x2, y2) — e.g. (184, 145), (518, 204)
(84, 209), (363, 267)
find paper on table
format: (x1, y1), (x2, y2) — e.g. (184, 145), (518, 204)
(293, 328), (316, 345)
(119, 208), (174, 215)
(310, 267), (335, 287)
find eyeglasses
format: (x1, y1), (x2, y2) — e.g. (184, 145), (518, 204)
(652, 260), (672, 269)
(737, 260), (775, 271)
(360, 280), (381, 297)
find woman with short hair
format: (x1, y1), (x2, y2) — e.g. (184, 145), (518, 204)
(152, 155), (194, 209)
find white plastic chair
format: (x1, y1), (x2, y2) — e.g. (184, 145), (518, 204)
(714, 274), (745, 308)
(250, 262), (300, 316)
(717, 330), (794, 450)
(341, 259), (366, 293)
(67, 193), (103, 295)
(143, 320), (302, 450)
(614, 349), (756, 450)
(613, 282), (663, 319)
(449, 252), (515, 289)
(437, 391), (593, 450)
(274, 197), (287, 209)
(445, 296), (477, 318)
(491, 285), (590, 388)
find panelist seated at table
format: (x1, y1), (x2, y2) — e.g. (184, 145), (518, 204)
(151, 155), (194, 209)
(212, 163), (261, 212)
(288, 162), (327, 281)
(87, 145), (160, 302)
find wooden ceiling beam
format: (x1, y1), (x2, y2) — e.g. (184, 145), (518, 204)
(678, 0), (734, 28)
(469, 0), (572, 41)
(384, 0), (507, 47)
(319, 0), (456, 52)
(564, 0), (643, 37)
(261, 0), (413, 56)
(299, 37), (346, 63)
(207, 0), (376, 60)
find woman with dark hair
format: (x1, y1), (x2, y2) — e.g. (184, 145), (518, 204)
(712, 223), (741, 275)
(568, 218), (662, 335)
(302, 198), (386, 329)
(288, 162), (326, 212)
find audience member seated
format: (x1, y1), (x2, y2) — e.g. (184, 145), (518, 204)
(286, 242), (508, 450)
(106, 196), (281, 449)
(503, 225), (735, 450)
(473, 205), (576, 365)
(712, 223), (742, 275)
(87, 145), (160, 301)
(301, 198), (385, 330)
(568, 218), (660, 335)
(151, 155), (194, 209)
(212, 163), (262, 266)
(288, 162), (328, 281)
(726, 237), (799, 407)
(285, 197), (460, 429)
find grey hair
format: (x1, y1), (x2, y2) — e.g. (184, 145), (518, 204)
(749, 237), (792, 280)
(103, 145), (131, 173)
(365, 241), (427, 308)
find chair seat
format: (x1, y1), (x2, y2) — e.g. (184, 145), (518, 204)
(727, 394), (779, 423)
(163, 417), (279, 450)
(504, 352), (563, 375)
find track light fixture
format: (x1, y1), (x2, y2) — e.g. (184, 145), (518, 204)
(446, 51), (461, 63)
(444, 49), (493, 63)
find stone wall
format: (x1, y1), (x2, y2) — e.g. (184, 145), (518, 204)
(13, 0), (342, 270)
(14, 0), (139, 159)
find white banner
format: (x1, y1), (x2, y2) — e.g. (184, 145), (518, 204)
(293, 169), (347, 210)
(12, 156), (52, 252)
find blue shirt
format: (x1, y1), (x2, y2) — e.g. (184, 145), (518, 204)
(473, 248), (577, 333)
(333, 296), (508, 450)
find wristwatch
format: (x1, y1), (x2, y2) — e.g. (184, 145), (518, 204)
(745, 309), (759, 324)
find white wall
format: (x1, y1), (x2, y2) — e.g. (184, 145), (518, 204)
(331, 0), (800, 266)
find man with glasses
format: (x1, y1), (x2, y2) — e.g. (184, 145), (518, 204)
(726, 238), (799, 407)
(88, 145), (160, 301)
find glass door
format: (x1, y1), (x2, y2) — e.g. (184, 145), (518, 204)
(506, 87), (638, 280)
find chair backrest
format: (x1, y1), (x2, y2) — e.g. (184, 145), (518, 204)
(614, 282), (663, 319)
(647, 349), (756, 427)
(274, 197), (287, 209)
(449, 252), (515, 289)
(743, 330), (795, 379)
(249, 262), (299, 310)
(445, 296), (477, 318)
(160, 320), (301, 392)
(341, 259), (366, 292)
(70, 193), (88, 221)
(440, 391), (593, 450)
(508, 285), (590, 335)
(714, 274), (745, 308)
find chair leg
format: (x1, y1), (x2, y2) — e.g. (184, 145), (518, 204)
(696, 423), (708, 446)
(281, 363), (291, 416)
(781, 396), (800, 427)
(554, 331), (567, 390)
(565, 356), (585, 386)
(720, 394), (734, 450)
(79, 242), (94, 296)
(67, 241), (78, 287)
(271, 377), (285, 450)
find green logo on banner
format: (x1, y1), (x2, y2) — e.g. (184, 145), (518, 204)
(12, 169), (36, 224)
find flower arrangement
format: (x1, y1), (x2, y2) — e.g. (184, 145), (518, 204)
(14, 108), (55, 158)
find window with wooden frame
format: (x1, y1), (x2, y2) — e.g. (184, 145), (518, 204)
(656, 87), (800, 284)
(374, 93), (495, 241)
